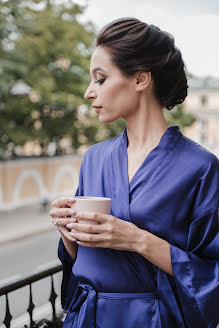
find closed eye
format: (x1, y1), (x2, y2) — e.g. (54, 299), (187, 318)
(94, 78), (105, 85)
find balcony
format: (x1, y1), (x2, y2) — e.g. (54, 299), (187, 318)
(0, 263), (64, 328)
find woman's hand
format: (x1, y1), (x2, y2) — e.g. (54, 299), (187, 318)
(50, 197), (78, 242)
(65, 211), (141, 252)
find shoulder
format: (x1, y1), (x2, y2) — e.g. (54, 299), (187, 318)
(179, 133), (219, 178)
(82, 135), (120, 162)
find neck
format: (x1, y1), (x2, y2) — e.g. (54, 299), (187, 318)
(125, 97), (168, 152)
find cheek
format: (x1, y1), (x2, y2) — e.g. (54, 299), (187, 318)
(108, 80), (136, 103)
(117, 84), (137, 107)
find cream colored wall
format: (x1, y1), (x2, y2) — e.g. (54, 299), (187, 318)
(184, 91), (219, 112)
(0, 155), (83, 210)
(183, 89), (219, 158)
(208, 118), (219, 145)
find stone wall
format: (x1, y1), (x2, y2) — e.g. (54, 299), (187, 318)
(0, 155), (82, 211)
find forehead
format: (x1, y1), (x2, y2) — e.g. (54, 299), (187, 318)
(90, 46), (115, 73)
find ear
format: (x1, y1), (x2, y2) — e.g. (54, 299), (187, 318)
(135, 72), (151, 91)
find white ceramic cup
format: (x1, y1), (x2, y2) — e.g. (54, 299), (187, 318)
(71, 196), (111, 225)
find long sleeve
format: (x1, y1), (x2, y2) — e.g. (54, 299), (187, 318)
(58, 158), (85, 311)
(170, 156), (219, 327)
(58, 237), (79, 311)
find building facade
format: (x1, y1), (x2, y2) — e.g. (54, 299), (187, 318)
(184, 76), (219, 157)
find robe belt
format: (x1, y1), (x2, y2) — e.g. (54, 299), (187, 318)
(68, 282), (96, 328)
(68, 281), (159, 328)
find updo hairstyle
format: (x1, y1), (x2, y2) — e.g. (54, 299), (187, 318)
(96, 18), (188, 110)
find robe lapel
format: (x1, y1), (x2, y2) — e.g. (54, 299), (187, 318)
(109, 127), (131, 221)
(108, 125), (182, 222)
(128, 126), (182, 204)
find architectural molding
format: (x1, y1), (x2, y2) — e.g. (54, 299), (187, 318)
(12, 169), (48, 204)
(52, 165), (79, 195)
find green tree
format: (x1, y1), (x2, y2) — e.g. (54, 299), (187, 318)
(0, 0), (195, 159)
(164, 104), (195, 130)
(0, 0), (30, 158)
(0, 0), (96, 159)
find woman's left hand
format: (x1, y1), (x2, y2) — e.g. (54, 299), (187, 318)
(66, 211), (141, 252)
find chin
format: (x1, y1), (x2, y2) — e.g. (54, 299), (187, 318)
(98, 113), (119, 124)
(99, 117), (117, 124)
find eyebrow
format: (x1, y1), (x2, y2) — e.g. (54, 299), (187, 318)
(91, 67), (106, 74)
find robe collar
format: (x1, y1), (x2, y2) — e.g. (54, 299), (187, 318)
(110, 125), (182, 221)
(122, 125), (182, 151)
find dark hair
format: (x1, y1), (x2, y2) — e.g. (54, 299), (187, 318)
(96, 17), (188, 110)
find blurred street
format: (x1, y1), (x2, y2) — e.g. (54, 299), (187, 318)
(0, 204), (55, 245)
(0, 205), (62, 325)
(0, 230), (60, 281)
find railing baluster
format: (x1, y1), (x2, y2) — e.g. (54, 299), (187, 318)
(27, 283), (35, 327)
(0, 264), (63, 328)
(3, 293), (12, 328)
(49, 274), (57, 324)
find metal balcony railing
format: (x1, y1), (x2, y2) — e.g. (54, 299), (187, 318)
(0, 263), (64, 328)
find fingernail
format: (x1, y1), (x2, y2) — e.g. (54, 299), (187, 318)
(68, 197), (75, 202)
(75, 212), (80, 217)
(69, 231), (75, 235)
(69, 209), (76, 215)
(66, 223), (72, 228)
(70, 238), (76, 242)
(70, 218), (77, 223)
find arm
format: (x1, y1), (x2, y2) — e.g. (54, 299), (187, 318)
(50, 197), (80, 311)
(60, 231), (78, 261)
(57, 237), (79, 311)
(135, 229), (173, 276)
(135, 156), (219, 280)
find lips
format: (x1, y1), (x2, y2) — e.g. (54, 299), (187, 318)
(92, 105), (102, 109)
(92, 105), (102, 113)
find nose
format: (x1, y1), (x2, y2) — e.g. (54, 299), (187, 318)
(84, 83), (96, 100)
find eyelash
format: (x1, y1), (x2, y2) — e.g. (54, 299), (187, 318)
(94, 78), (105, 85)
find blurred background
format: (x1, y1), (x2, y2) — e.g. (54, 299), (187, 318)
(0, 0), (218, 326)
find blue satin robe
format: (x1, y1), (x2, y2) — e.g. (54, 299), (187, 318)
(58, 126), (219, 328)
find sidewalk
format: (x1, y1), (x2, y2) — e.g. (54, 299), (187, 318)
(0, 204), (54, 245)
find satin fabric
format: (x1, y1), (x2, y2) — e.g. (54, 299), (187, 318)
(58, 125), (219, 327)
(64, 281), (161, 328)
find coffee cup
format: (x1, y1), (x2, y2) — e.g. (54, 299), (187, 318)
(71, 196), (111, 224)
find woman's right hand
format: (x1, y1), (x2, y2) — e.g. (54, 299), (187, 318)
(50, 197), (77, 242)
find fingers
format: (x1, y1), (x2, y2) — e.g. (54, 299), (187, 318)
(68, 230), (104, 243)
(66, 222), (102, 233)
(50, 207), (76, 218)
(52, 217), (77, 226)
(51, 197), (76, 208)
(59, 226), (77, 242)
(76, 211), (109, 223)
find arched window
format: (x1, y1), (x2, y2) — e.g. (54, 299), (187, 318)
(200, 95), (208, 106)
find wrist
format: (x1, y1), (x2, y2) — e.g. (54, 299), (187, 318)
(132, 227), (151, 256)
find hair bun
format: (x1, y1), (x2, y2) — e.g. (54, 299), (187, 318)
(152, 46), (188, 110)
(96, 18), (188, 110)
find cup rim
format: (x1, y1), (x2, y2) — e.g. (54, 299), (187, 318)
(74, 196), (111, 201)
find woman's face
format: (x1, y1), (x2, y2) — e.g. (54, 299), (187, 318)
(84, 46), (139, 123)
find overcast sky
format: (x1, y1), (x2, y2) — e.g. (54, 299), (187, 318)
(74, 0), (219, 78)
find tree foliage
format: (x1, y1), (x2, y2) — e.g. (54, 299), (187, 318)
(164, 104), (195, 130)
(0, 1), (195, 160)
(0, 0), (96, 159)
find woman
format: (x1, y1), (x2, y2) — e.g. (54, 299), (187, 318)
(50, 18), (219, 327)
